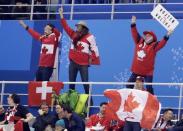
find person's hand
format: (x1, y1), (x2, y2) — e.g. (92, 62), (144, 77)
(38, 109), (44, 116)
(131, 15), (136, 24)
(19, 20), (27, 29)
(167, 29), (174, 36)
(20, 118), (28, 122)
(59, 7), (64, 19)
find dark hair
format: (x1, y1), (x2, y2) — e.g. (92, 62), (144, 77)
(80, 26), (89, 35)
(39, 101), (49, 108)
(100, 102), (108, 107)
(46, 23), (55, 31)
(73, 26), (89, 47)
(62, 104), (73, 113)
(163, 108), (173, 114)
(11, 94), (20, 104)
(136, 76), (144, 82)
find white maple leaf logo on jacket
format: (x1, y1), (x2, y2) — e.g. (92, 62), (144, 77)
(137, 50), (146, 60)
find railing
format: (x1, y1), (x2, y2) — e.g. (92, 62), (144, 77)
(0, 0), (183, 20)
(0, 81), (183, 119)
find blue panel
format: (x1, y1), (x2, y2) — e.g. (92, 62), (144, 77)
(74, 5), (112, 12)
(114, 4), (154, 12)
(0, 20), (33, 70)
(114, 13), (152, 19)
(162, 4), (183, 11)
(73, 13), (111, 19)
(167, 0), (183, 3)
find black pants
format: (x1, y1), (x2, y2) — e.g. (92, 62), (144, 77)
(36, 67), (53, 81)
(69, 60), (89, 94)
(123, 121), (141, 131)
(126, 72), (154, 95)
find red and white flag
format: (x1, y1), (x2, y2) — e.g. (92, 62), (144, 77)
(104, 89), (161, 129)
(28, 81), (64, 106)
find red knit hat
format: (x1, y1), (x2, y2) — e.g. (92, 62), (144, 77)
(143, 31), (157, 42)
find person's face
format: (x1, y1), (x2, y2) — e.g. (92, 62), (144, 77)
(134, 80), (144, 90)
(163, 110), (173, 121)
(44, 25), (53, 36)
(7, 95), (14, 106)
(56, 105), (63, 114)
(0, 106), (4, 114)
(100, 104), (107, 115)
(55, 126), (64, 131)
(40, 104), (49, 114)
(76, 24), (83, 32)
(144, 34), (153, 44)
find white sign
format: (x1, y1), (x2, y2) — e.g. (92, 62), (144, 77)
(151, 4), (179, 31)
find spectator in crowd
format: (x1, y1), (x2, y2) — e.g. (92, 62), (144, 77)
(132, 0), (144, 3)
(19, 20), (61, 81)
(167, 116), (183, 131)
(86, 102), (124, 130)
(156, 0), (167, 3)
(126, 15), (173, 95)
(134, 76), (145, 90)
(59, 7), (100, 97)
(33, 0), (47, 20)
(33, 102), (55, 131)
(0, 0), (11, 19)
(0, 105), (5, 122)
(86, 102), (109, 130)
(11, 0), (31, 19)
(0, 94), (33, 131)
(123, 76), (146, 131)
(54, 104), (69, 129)
(152, 108), (174, 131)
(55, 119), (68, 131)
(62, 104), (85, 131)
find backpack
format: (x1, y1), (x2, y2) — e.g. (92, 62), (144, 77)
(57, 89), (89, 118)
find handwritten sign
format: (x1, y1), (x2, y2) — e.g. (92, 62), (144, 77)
(151, 4), (179, 30)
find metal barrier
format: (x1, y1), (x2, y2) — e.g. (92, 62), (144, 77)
(0, 81), (183, 119)
(0, 0), (183, 20)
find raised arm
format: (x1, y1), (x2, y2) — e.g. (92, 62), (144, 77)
(131, 16), (141, 44)
(154, 30), (173, 52)
(19, 20), (42, 41)
(59, 7), (75, 39)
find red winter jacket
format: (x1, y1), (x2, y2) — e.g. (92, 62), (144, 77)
(131, 24), (169, 76)
(86, 113), (110, 130)
(61, 18), (100, 65)
(27, 28), (61, 68)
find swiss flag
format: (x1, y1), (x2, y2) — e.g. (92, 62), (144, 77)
(28, 81), (64, 106)
(104, 89), (161, 129)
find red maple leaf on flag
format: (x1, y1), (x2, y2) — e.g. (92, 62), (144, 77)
(77, 43), (84, 51)
(124, 92), (140, 113)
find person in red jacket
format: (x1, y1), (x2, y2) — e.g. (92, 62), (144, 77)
(19, 20), (61, 81)
(86, 102), (109, 130)
(127, 16), (173, 95)
(86, 102), (124, 131)
(59, 7), (100, 95)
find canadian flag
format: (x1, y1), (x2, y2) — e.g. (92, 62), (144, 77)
(28, 81), (64, 106)
(104, 89), (161, 129)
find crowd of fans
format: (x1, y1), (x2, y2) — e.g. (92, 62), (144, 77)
(0, 77), (183, 131)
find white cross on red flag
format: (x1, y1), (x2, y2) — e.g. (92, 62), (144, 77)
(28, 81), (64, 106)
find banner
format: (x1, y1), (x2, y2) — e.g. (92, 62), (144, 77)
(151, 4), (179, 31)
